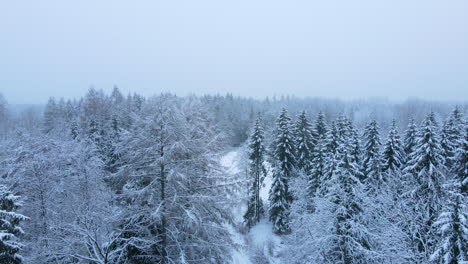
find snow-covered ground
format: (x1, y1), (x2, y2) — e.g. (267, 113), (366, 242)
(221, 150), (282, 264)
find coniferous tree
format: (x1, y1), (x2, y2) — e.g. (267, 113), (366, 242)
(404, 118), (418, 159)
(362, 120), (383, 184)
(314, 111), (327, 140)
(382, 120), (404, 174)
(318, 121), (340, 195)
(309, 133), (327, 197)
(349, 127), (361, 164)
(322, 143), (371, 264)
(244, 118), (267, 229)
(430, 185), (467, 264)
(269, 109), (295, 234)
(309, 111), (329, 196)
(440, 121), (456, 169)
(440, 108), (465, 169)
(0, 185), (27, 264)
(403, 113), (447, 262)
(294, 111), (314, 172)
(452, 121), (467, 196)
(431, 124), (467, 264)
(43, 97), (58, 134)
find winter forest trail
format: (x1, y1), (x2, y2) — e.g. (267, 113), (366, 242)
(220, 149), (283, 264)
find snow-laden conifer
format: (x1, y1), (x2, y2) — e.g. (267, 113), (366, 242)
(404, 118), (418, 159)
(403, 112), (447, 262)
(362, 120), (382, 184)
(294, 110), (314, 172)
(244, 118), (267, 228)
(269, 109), (295, 234)
(0, 185), (27, 264)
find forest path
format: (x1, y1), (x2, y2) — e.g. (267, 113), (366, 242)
(220, 149), (283, 264)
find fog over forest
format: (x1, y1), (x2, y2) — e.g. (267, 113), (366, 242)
(0, 89), (466, 263)
(1, 0), (467, 263)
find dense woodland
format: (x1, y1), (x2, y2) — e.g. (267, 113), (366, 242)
(0, 88), (466, 264)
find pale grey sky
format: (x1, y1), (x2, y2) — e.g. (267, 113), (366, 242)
(1, 0), (467, 104)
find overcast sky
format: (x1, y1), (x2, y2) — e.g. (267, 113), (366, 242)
(1, 0), (467, 104)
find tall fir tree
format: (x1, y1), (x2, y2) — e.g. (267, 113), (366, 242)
(452, 121), (467, 196)
(0, 185), (27, 264)
(309, 133), (327, 197)
(404, 118), (418, 159)
(430, 184), (467, 264)
(440, 121), (455, 168)
(322, 143), (371, 264)
(244, 118), (267, 229)
(349, 126), (361, 164)
(269, 109), (295, 234)
(294, 111), (314, 172)
(361, 119), (383, 184)
(314, 111), (328, 141)
(403, 113), (447, 262)
(309, 111), (329, 196)
(440, 107), (465, 170)
(382, 120), (404, 174)
(431, 124), (467, 264)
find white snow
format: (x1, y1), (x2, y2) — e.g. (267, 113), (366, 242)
(221, 150), (283, 264)
(221, 150), (252, 264)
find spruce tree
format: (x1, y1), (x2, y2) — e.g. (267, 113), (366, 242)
(323, 143), (371, 263)
(452, 122), (467, 196)
(318, 121), (341, 195)
(325, 121), (340, 156)
(309, 133), (327, 197)
(0, 185), (27, 264)
(314, 111), (327, 140)
(440, 121), (454, 168)
(403, 113), (446, 262)
(244, 118), (267, 229)
(382, 120), (404, 174)
(294, 111), (314, 172)
(349, 127), (361, 164)
(362, 119), (383, 184)
(269, 109), (295, 234)
(431, 126), (467, 264)
(309, 111), (329, 196)
(430, 188), (467, 264)
(404, 118), (418, 158)
(440, 108), (465, 169)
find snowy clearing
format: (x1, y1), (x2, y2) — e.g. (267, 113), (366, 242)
(221, 149), (283, 264)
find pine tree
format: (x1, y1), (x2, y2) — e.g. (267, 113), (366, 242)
(403, 113), (446, 262)
(322, 143), (371, 264)
(430, 126), (467, 264)
(325, 121), (340, 155)
(0, 185), (27, 264)
(349, 127), (361, 164)
(314, 111), (327, 140)
(318, 121), (340, 195)
(430, 190), (467, 264)
(404, 118), (418, 159)
(440, 121), (455, 168)
(244, 118), (267, 229)
(440, 108), (465, 169)
(308, 111), (329, 196)
(452, 121), (467, 196)
(294, 111), (314, 172)
(309, 133), (327, 197)
(362, 120), (383, 184)
(269, 109), (295, 234)
(382, 120), (404, 174)
(43, 97), (57, 134)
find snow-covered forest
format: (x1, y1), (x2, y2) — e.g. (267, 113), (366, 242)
(0, 88), (466, 264)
